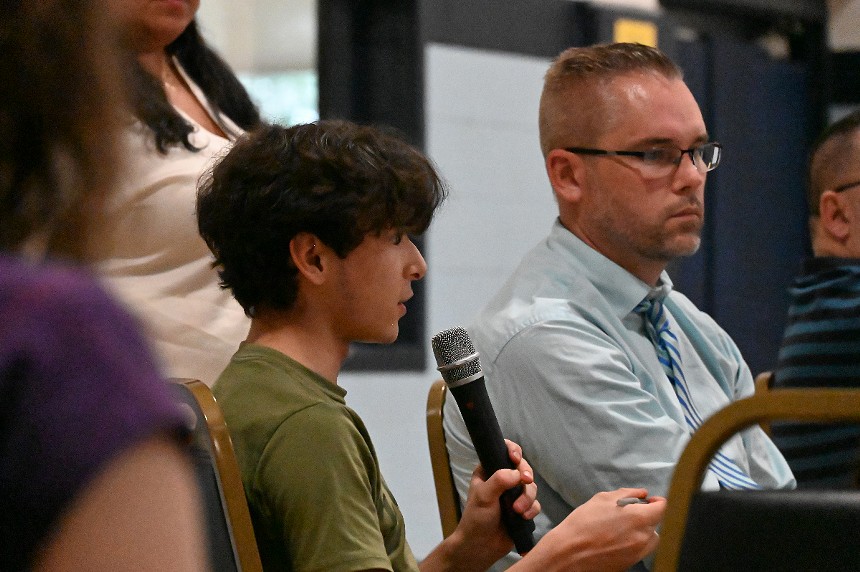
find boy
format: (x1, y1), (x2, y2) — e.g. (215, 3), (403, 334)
(197, 120), (663, 571)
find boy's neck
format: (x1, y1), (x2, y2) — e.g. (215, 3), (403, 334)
(246, 310), (348, 384)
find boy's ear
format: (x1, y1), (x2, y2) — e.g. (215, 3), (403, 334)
(289, 232), (327, 285)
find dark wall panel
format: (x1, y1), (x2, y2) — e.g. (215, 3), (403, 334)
(318, 0), (426, 370)
(421, 0), (586, 57)
(706, 36), (811, 375)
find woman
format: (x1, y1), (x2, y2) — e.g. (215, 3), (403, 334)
(92, 0), (263, 385)
(0, 0), (206, 569)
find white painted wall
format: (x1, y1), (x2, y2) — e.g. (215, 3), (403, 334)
(198, 0), (317, 71)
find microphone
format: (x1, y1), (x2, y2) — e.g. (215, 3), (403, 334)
(431, 326), (536, 555)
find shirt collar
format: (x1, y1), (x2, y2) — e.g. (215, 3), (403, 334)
(801, 256), (860, 273)
(547, 219), (674, 319)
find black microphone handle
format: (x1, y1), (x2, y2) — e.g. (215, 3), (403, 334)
(448, 376), (536, 555)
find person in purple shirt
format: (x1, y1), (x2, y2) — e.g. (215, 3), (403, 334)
(0, 0), (207, 569)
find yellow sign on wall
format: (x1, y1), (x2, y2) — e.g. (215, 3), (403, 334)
(613, 18), (658, 47)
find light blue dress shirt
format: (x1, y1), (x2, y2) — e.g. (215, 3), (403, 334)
(443, 220), (795, 565)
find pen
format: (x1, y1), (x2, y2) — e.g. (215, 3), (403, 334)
(616, 497), (649, 507)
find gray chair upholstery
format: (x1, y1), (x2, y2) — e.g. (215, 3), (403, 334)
(678, 488), (860, 570)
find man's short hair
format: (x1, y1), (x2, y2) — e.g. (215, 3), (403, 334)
(539, 42), (683, 156)
(197, 120), (447, 316)
(807, 109), (860, 216)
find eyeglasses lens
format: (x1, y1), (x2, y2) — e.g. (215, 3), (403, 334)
(697, 144), (720, 172)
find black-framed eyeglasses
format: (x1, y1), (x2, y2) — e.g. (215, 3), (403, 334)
(564, 142), (722, 179)
(833, 180), (860, 193)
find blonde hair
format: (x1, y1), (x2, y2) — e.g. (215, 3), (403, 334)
(538, 43), (682, 156)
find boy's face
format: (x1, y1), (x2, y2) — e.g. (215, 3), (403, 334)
(327, 229), (427, 344)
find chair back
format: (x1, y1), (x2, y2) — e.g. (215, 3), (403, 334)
(753, 370), (774, 435)
(654, 388), (860, 571)
(171, 379), (263, 572)
(754, 370), (774, 393)
(425, 379), (462, 538)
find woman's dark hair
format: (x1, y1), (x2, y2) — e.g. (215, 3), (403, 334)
(197, 121), (447, 316)
(128, 20), (261, 153)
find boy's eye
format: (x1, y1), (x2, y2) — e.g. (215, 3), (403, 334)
(389, 231), (419, 246)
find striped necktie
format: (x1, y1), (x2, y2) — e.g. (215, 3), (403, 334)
(635, 296), (760, 490)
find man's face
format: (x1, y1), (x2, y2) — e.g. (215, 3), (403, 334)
(574, 73), (709, 282)
(327, 230), (427, 345)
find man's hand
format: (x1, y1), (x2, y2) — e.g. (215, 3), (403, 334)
(515, 488), (665, 572)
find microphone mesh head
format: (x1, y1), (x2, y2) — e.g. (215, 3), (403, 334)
(431, 327), (483, 383)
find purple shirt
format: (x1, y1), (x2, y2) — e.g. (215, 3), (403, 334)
(0, 255), (187, 569)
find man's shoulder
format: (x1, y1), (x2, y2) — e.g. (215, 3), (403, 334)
(470, 233), (635, 362)
(481, 231), (603, 311)
(470, 281), (617, 368)
(792, 257), (860, 294)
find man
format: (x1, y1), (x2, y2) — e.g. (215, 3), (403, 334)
(197, 120), (664, 572)
(443, 42), (794, 565)
(771, 109), (860, 488)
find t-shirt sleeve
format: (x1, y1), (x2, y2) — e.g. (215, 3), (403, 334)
(253, 403), (395, 572)
(0, 268), (186, 568)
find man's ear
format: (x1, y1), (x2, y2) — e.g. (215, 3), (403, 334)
(289, 232), (327, 285)
(545, 148), (585, 205)
(819, 190), (851, 243)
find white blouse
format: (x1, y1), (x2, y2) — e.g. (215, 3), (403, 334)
(92, 60), (250, 386)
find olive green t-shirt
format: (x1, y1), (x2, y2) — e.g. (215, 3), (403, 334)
(213, 343), (418, 572)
